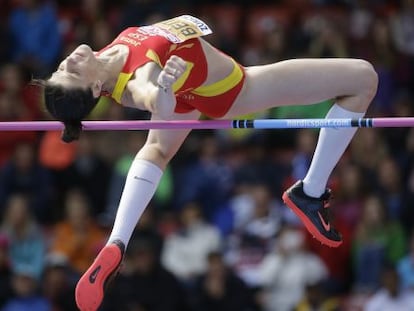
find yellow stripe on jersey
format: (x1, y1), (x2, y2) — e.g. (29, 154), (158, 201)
(112, 72), (133, 103)
(172, 62), (194, 93)
(145, 49), (162, 67)
(111, 51), (243, 103)
(146, 49), (194, 93)
(191, 58), (243, 97)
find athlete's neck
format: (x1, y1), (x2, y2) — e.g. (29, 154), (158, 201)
(96, 45), (129, 94)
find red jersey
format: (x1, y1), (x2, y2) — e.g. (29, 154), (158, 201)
(99, 15), (245, 118)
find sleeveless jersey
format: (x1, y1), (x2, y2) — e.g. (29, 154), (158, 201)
(99, 15), (244, 118)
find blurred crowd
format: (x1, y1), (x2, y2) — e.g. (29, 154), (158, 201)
(1, 0), (414, 310)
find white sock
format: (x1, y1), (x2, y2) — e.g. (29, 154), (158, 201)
(302, 104), (365, 198)
(107, 159), (162, 247)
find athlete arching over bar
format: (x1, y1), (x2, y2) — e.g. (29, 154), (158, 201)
(41, 15), (378, 311)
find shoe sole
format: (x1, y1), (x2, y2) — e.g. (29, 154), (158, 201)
(282, 192), (342, 248)
(75, 244), (123, 311)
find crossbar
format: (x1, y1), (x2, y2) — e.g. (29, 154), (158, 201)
(0, 117), (413, 131)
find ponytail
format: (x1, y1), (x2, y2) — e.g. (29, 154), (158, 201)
(41, 82), (100, 143)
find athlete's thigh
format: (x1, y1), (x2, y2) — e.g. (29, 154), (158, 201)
(225, 58), (375, 118)
(137, 110), (201, 168)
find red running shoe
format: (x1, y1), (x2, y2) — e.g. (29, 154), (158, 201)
(75, 240), (125, 311)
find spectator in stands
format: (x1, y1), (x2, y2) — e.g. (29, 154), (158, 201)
(241, 22), (287, 66)
(294, 280), (340, 311)
(382, 91), (414, 165)
(8, 0), (62, 77)
(49, 188), (106, 275)
(130, 208), (164, 262)
(0, 193), (46, 281)
(257, 225), (328, 311)
(364, 264), (414, 311)
(350, 129), (388, 179)
(0, 143), (53, 223)
(0, 93), (36, 169)
(61, 133), (112, 216)
(231, 133), (287, 198)
(0, 63), (41, 120)
(191, 251), (259, 311)
(2, 265), (51, 311)
(174, 133), (233, 218)
(162, 201), (222, 284)
(0, 63), (39, 168)
(375, 156), (406, 221)
(103, 234), (188, 311)
(41, 254), (78, 311)
(307, 15), (349, 58)
(334, 161), (367, 230)
(402, 127), (414, 231)
(0, 234), (12, 309)
(224, 184), (283, 287)
(363, 16), (399, 115)
(390, 0), (414, 57)
(88, 19), (116, 51)
(118, 0), (171, 30)
(352, 194), (407, 292)
(397, 230), (414, 291)
(389, 0), (414, 88)
(0, 0), (11, 65)
(290, 129), (318, 182)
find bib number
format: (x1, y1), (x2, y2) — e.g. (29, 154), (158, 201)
(142, 15), (212, 43)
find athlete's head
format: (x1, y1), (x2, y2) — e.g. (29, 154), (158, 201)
(43, 44), (102, 143)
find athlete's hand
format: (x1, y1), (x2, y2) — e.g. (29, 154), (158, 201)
(156, 55), (187, 92)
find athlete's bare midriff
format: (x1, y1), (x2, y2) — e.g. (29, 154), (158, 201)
(198, 38), (236, 86)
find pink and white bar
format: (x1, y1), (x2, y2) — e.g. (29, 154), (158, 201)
(0, 117), (413, 131)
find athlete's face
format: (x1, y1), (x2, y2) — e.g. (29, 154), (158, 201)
(49, 44), (99, 89)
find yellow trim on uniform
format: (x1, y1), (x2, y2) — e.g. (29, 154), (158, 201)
(172, 62), (194, 93)
(145, 49), (162, 67)
(112, 72), (133, 103)
(111, 49), (162, 104)
(191, 58), (243, 97)
(111, 51), (243, 103)
(146, 49), (193, 93)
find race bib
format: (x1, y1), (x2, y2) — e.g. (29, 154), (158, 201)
(140, 15), (213, 43)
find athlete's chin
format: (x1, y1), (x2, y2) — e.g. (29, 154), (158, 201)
(74, 44), (93, 57)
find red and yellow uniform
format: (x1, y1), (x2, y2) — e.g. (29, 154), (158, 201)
(98, 15), (245, 118)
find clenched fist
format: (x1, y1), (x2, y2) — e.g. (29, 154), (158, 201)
(157, 55), (187, 92)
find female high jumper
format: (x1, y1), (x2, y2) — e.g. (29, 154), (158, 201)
(41, 15), (378, 311)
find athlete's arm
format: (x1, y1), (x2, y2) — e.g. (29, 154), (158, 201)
(125, 56), (186, 119)
(137, 110), (201, 169)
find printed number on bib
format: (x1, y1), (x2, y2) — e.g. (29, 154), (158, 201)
(141, 15), (212, 43)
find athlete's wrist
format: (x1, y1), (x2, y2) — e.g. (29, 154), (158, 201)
(156, 81), (170, 93)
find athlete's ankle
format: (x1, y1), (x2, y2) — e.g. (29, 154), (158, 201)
(302, 179), (324, 198)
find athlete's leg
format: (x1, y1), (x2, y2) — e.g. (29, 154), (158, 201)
(226, 58), (377, 116)
(226, 58), (377, 194)
(108, 109), (201, 247)
(76, 110), (200, 311)
(225, 58), (378, 247)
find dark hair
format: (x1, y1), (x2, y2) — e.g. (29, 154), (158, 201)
(43, 83), (100, 143)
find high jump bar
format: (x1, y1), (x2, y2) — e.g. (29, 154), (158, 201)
(0, 117), (413, 131)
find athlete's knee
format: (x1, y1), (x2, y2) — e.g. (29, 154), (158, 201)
(140, 142), (176, 166)
(353, 59), (378, 102)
